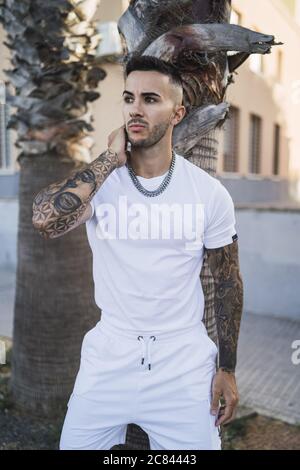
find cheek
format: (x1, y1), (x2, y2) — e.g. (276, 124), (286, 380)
(153, 111), (173, 128)
(149, 108), (170, 123)
(122, 106), (128, 120)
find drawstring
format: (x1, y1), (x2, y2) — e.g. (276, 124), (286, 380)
(137, 335), (146, 366)
(137, 335), (156, 370)
(147, 335), (156, 370)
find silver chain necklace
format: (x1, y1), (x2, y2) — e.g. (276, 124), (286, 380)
(126, 150), (176, 198)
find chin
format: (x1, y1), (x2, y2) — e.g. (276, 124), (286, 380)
(131, 141), (149, 149)
(130, 136), (146, 144)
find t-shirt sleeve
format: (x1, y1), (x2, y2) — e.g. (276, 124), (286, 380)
(85, 198), (95, 223)
(89, 199), (95, 218)
(86, 185), (104, 223)
(203, 181), (237, 249)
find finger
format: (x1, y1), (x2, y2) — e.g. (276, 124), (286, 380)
(210, 390), (221, 416)
(216, 403), (235, 426)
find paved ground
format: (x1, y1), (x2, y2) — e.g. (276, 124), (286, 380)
(1, 267), (300, 425)
(236, 312), (300, 425)
(0, 267), (15, 338)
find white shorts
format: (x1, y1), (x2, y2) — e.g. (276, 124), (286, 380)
(59, 318), (221, 450)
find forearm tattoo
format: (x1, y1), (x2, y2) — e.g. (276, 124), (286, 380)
(32, 149), (119, 239)
(206, 240), (244, 373)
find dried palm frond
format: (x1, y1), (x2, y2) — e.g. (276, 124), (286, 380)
(142, 23), (281, 110)
(121, 0), (231, 53)
(119, 0), (282, 136)
(0, 0), (106, 163)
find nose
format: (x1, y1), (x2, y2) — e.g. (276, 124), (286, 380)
(129, 109), (144, 119)
(128, 100), (144, 117)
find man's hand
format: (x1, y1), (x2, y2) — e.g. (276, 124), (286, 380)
(108, 125), (129, 168)
(210, 368), (239, 426)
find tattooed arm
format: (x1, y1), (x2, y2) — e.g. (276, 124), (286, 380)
(206, 239), (244, 372)
(206, 239), (244, 425)
(32, 126), (128, 239)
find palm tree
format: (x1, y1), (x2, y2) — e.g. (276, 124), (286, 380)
(0, 0), (107, 416)
(117, 0), (282, 450)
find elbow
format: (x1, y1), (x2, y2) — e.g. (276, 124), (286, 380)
(32, 214), (51, 240)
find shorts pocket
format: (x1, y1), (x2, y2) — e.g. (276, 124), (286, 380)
(81, 325), (111, 358)
(72, 328), (111, 397)
(177, 339), (217, 402)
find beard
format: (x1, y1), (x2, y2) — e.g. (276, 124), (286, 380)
(129, 119), (171, 149)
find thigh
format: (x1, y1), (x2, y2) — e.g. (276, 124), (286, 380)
(144, 397), (221, 450)
(59, 393), (128, 450)
(71, 324), (139, 413)
(59, 324), (138, 450)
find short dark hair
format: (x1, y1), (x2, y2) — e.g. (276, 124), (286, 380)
(124, 55), (183, 91)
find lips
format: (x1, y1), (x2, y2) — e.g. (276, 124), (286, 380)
(129, 123), (146, 129)
(129, 125), (146, 133)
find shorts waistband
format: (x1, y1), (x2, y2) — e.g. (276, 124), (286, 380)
(96, 316), (208, 372)
(97, 315), (207, 343)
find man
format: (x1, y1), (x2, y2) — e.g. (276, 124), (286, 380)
(32, 55), (243, 450)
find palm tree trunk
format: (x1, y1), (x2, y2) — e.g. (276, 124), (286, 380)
(0, 0), (107, 416)
(12, 155), (100, 415)
(187, 128), (220, 348)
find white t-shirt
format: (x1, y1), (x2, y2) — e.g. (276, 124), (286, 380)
(85, 153), (237, 333)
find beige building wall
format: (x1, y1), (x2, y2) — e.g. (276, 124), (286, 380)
(94, 0), (128, 23)
(90, 0), (128, 159)
(90, 62), (125, 159)
(282, 0), (300, 25)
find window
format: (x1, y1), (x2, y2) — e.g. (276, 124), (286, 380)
(273, 124), (280, 175)
(249, 114), (262, 174)
(223, 106), (240, 173)
(0, 81), (12, 170)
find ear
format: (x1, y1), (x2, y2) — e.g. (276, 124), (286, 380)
(171, 105), (186, 127)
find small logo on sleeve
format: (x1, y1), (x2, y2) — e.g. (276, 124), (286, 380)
(232, 233), (238, 242)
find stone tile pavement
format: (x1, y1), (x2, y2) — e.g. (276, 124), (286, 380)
(236, 311), (300, 425)
(0, 266), (299, 424)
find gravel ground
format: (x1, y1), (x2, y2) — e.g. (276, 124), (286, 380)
(224, 414), (300, 450)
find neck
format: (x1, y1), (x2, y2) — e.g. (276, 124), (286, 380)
(129, 145), (173, 179)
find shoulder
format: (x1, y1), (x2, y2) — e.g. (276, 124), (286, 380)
(177, 153), (216, 180)
(176, 153), (224, 194)
(176, 155), (234, 215)
(93, 166), (121, 198)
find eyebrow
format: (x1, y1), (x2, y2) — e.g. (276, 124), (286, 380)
(122, 90), (162, 98)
